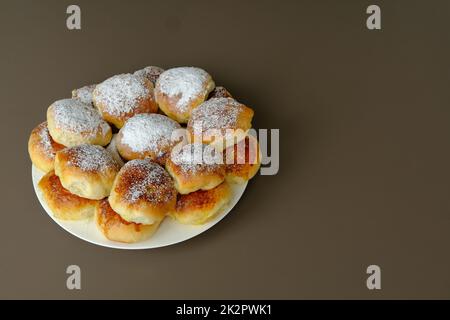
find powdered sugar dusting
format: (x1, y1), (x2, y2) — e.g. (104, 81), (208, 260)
(37, 122), (54, 158)
(121, 159), (175, 204)
(189, 98), (241, 133)
(72, 84), (96, 105)
(134, 66), (164, 85)
(120, 114), (180, 153)
(94, 74), (151, 116)
(171, 143), (223, 174)
(65, 144), (119, 172)
(156, 67), (211, 112)
(51, 98), (110, 136)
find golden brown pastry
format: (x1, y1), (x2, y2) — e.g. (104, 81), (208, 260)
(72, 84), (96, 106)
(95, 199), (161, 243)
(154, 67), (215, 123)
(133, 66), (164, 86)
(54, 144), (121, 200)
(224, 135), (261, 183)
(28, 122), (65, 173)
(93, 73), (158, 128)
(116, 113), (182, 164)
(47, 98), (112, 147)
(109, 159), (177, 225)
(173, 182), (231, 225)
(38, 171), (98, 220)
(187, 97), (254, 149)
(166, 143), (225, 194)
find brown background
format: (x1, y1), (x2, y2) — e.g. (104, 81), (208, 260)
(0, 0), (449, 299)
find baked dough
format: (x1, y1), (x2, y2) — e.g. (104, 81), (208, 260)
(173, 182), (231, 225)
(116, 113), (182, 164)
(109, 159), (177, 225)
(93, 73), (158, 128)
(154, 67), (215, 123)
(187, 97), (254, 149)
(47, 98), (112, 147)
(54, 144), (121, 200)
(38, 171), (98, 220)
(166, 143), (225, 194)
(95, 199), (161, 243)
(134, 66), (164, 86)
(224, 135), (261, 183)
(28, 122), (65, 173)
(72, 84), (96, 106)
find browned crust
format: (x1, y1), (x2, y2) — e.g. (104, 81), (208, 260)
(38, 171), (98, 212)
(28, 122), (65, 172)
(96, 199), (144, 232)
(113, 161), (177, 205)
(176, 182), (230, 213)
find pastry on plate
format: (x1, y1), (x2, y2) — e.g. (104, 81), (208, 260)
(28, 121), (65, 173)
(93, 73), (158, 128)
(224, 135), (261, 183)
(47, 98), (112, 147)
(187, 97), (254, 149)
(116, 113), (182, 164)
(166, 143), (225, 194)
(109, 159), (177, 225)
(38, 171), (98, 220)
(54, 144), (121, 200)
(154, 67), (215, 123)
(95, 199), (161, 243)
(173, 182), (231, 225)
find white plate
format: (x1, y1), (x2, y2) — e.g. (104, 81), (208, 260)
(32, 166), (247, 250)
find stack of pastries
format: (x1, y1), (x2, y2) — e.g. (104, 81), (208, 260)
(28, 66), (261, 243)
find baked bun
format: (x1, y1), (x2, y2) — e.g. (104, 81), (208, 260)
(134, 66), (164, 86)
(54, 144), (121, 200)
(116, 113), (182, 164)
(173, 182), (231, 225)
(28, 122), (65, 173)
(47, 98), (112, 147)
(93, 73), (158, 128)
(72, 84), (96, 106)
(208, 86), (233, 99)
(187, 97), (254, 149)
(166, 143), (225, 194)
(224, 135), (261, 184)
(95, 199), (161, 243)
(154, 67), (215, 123)
(109, 159), (177, 225)
(105, 134), (125, 167)
(38, 171), (98, 220)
